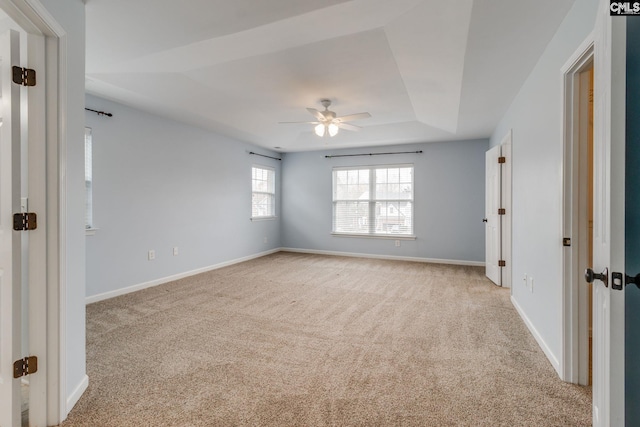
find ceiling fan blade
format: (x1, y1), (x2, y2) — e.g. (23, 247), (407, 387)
(307, 108), (326, 121)
(279, 121), (321, 124)
(335, 112), (371, 122)
(337, 122), (362, 131)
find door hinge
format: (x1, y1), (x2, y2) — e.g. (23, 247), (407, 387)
(498, 208), (506, 215)
(13, 356), (37, 378)
(563, 237), (571, 247)
(12, 66), (36, 86)
(13, 212), (37, 231)
(498, 260), (506, 267)
(498, 156), (506, 164)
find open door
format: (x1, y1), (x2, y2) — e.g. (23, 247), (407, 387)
(624, 15), (640, 427)
(589, 1), (626, 425)
(485, 139), (511, 288)
(485, 145), (501, 285)
(0, 28), (24, 427)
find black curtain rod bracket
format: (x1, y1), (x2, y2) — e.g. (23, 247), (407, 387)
(249, 151), (282, 161)
(85, 107), (113, 117)
(325, 150), (422, 159)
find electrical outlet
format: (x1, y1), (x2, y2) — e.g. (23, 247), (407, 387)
(395, 240), (400, 247)
(148, 250), (155, 261)
(173, 247), (179, 256)
(523, 273), (528, 287)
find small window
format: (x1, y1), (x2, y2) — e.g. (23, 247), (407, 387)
(332, 164), (414, 237)
(251, 166), (275, 219)
(85, 127), (93, 229)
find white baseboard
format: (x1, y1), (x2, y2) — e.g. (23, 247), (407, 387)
(281, 247), (485, 267)
(511, 295), (561, 376)
(66, 374), (88, 415)
(86, 248), (281, 304)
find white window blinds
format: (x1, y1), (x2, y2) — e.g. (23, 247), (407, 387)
(333, 165), (413, 236)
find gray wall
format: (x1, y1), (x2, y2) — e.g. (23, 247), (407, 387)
(490, 0), (599, 373)
(85, 95), (281, 299)
(281, 140), (488, 263)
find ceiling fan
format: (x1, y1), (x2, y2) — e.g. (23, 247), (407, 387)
(280, 99), (371, 137)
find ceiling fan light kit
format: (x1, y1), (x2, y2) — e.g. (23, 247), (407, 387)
(281, 99), (371, 138)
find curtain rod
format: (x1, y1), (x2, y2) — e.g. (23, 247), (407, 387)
(249, 151), (282, 161)
(325, 150), (422, 159)
(85, 107), (113, 117)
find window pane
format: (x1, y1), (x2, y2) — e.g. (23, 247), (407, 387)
(375, 201), (413, 235)
(334, 169), (369, 200)
(334, 201), (370, 234)
(252, 193), (273, 217)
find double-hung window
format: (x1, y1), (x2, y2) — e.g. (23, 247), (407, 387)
(85, 127), (94, 230)
(251, 166), (275, 219)
(332, 165), (414, 237)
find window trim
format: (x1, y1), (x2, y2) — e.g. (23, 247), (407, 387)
(332, 164), (415, 239)
(251, 164), (276, 220)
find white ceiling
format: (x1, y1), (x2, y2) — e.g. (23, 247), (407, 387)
(85, 0), (575, 152)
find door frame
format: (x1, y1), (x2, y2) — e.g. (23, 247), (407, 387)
(501, 130), (512, 289)
(561, 33), (594, 385)
(0, 27), (25, 427)
(0, 0), (67, 424)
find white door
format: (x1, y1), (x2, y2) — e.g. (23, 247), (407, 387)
(0, 29), (23, 427)
(485, 145), (501, 285)
(591, 1), (626, 425)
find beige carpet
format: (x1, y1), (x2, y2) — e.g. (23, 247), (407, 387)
(60, 252), (591, 426)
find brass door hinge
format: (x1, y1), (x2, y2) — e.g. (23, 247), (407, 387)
(12, 66), (36, 86)
(498, 156), (506, 164)
(498, 260), (506, 267)
(13, 356), (37, 378)
(498, 208), (506, 215)
(13, 212), (37, 231)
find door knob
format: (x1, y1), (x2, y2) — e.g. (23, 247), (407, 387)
(585, 267), (608, 287)
(626, 273), (640, 289)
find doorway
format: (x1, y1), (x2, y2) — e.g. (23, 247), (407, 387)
(562, 38), (594, 387)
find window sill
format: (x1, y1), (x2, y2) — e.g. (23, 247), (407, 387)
(331, 232), (416, 240)
(250, 216), (277, 221)
(85, 228), (99, 236)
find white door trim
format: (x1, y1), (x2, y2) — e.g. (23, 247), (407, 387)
(0, 0), (67, 424)
(501, 130), (512, 289)
(0, 28), (24, 427)
(561, 33), (594, 385)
